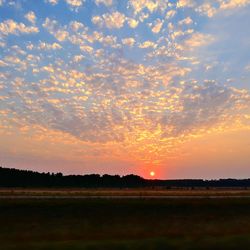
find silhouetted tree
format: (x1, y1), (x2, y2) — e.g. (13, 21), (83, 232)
(1, 166), (250, 188)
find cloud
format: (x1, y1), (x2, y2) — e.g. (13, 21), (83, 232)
(25, 11), (36, 24)
(95, 0), (112, 6)
(43, 18), (69, 41)
(129, 0), (157, 14)
(177, 0), (195, 8)
(101, 35), (120, 48)
(122, 37), (135, 47)
(102, 11), (126, 29)
(80, 45), (94, 53)
(128, 0), (169, 15)
(139, 40), (156, 48)
(45, 0), (58, 5)
(184, 32), (214, 48)
(1, 0), (250, 171)
(169, 84), (244, 140)
(151, 19), (164, 33)
(42, 18), (118, 51)
(92, 16), (103, 26)
(166, 9), (176, 19)
(195, 3), (217, 17)
(3, 55), (28, 71)
(70, 21), (85, 32)
(138, 12), (149, 22)
(189, 0), (250, 17)
(2, 61), (249, 150)
(219, 0), (250, 10)
(37, 42), (62, 50)
(65, 0), (84, 7)
(178, 17), (193, 26)
(127, 18), (139, 28)
(73, 55), (84, 63)
(0, 19), (39, 36)
(245, 64), (250, 71)
(0, 59), (8, 67)
(92, 11), (126, 29)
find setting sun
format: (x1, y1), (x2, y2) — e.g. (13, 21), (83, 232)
(150, 171), (155, 177)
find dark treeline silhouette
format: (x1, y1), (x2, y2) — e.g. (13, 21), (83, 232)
(1, 166), (250, 188)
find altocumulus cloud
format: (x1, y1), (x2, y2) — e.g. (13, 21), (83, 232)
(0, 0), (250, 170)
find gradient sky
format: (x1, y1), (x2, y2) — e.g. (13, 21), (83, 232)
(0, 0), (250, 179)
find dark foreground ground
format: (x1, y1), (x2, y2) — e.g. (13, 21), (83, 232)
(1, 198), (250, 249)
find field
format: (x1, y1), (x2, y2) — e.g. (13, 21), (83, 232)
(1, 188), (250, 197)
(1, 190), (250, 249)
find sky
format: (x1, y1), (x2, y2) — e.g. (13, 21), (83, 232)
(0, 0), (250, 179)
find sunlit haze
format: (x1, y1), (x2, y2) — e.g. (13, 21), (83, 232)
(0, 0), (250, 179)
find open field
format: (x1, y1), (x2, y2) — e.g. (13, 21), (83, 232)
(1, 197), (250, 249)
(1, 188), (250, 198)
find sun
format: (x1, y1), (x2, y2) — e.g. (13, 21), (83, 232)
(150, 171), (155, 177)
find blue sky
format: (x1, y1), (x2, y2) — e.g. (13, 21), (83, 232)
(0, 0), (250, 178)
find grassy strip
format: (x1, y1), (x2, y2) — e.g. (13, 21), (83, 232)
(1, 198), (250, 249)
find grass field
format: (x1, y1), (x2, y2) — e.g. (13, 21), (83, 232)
(1, 197), (250, 249)
(1, 188), (250, 197)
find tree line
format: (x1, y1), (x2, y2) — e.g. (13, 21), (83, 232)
(1, 166), (250, 188)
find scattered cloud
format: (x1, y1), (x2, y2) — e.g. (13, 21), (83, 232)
(65, 0), (84, 8)
(92, 16), (103, 26)
(95, 0), (112, 6)
(219, 0), (250, 10)
(73, 55), (84, 62)
(122, 37), (135, 47)
(42, 18), (68, 41)
(166, 9), (176, 19)
(35, 42), (62, 50)
(92, 11), (126, 29)
(139, 40), (156, 48)
(127, 18), (139, 28)
(1, 0), (250, 174)
(151, 19), (164, 33)
(25, 11), (36, 24)
(195, 3), (217, 17)
(102, 11), (126, 29)
(0, 19), (39, 36)
(184, 32), (214, 48)
(177, 0), (195, 8)
(178, 17), (193, 26)
(129, 0), (158, 14)
(45, 0), (59, 5)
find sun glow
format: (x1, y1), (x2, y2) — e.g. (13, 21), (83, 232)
(150, 171), (155, 177)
